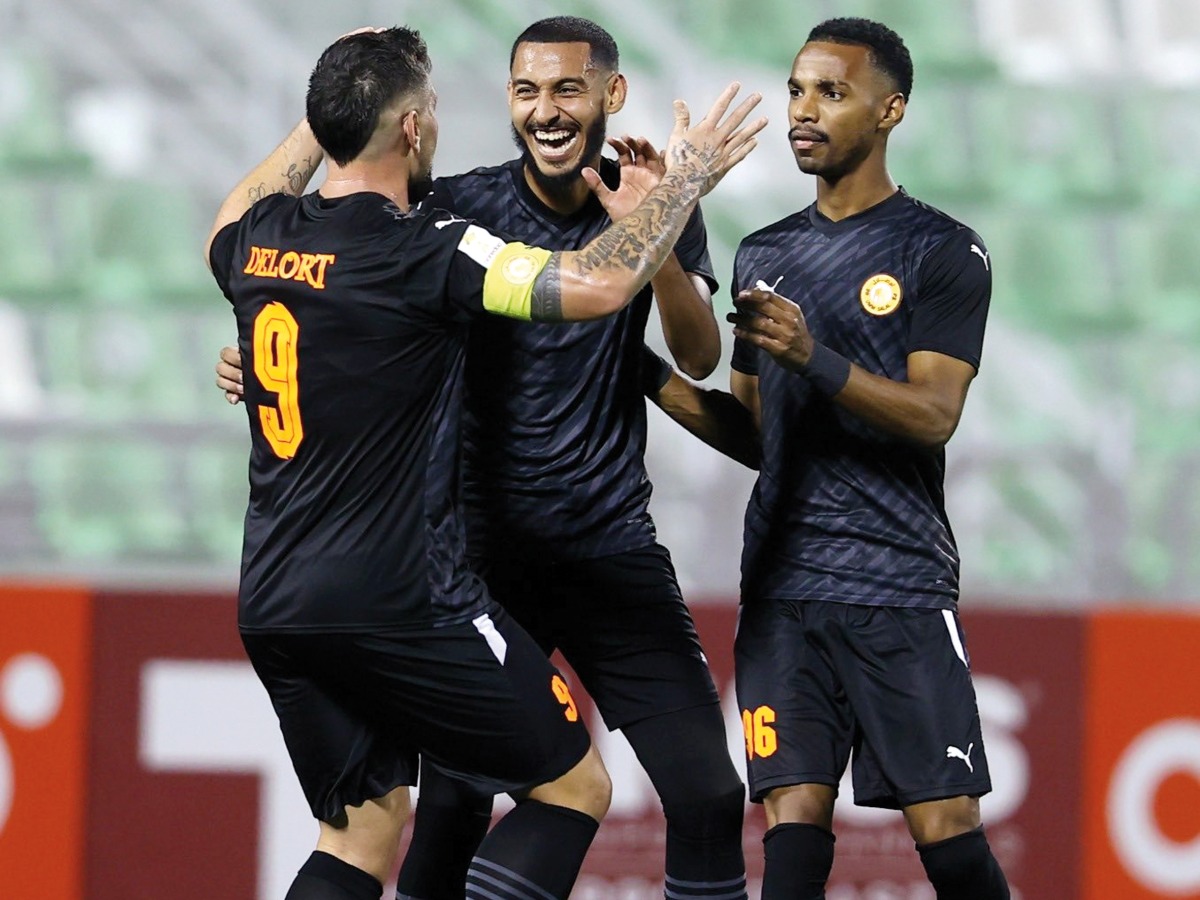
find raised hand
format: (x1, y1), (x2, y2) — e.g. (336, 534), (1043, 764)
(664, 83), (768, 196)
(581, 136), (665, 222)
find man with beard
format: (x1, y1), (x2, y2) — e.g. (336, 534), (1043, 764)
(207, 24), (764, 900)
(644, 18), (1011, 900)
(218, 16), (747, 900)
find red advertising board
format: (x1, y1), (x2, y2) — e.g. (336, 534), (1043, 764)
(3, 584), (1198, 900)
(85, 591), (261, 900)
(0, 584), (91, 900)
(1083, 612), (1200, 900)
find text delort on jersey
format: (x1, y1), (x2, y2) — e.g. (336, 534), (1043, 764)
(242, 247), (337, 290)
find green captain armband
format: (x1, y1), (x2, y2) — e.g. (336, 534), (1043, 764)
(481, 242), (554, 320)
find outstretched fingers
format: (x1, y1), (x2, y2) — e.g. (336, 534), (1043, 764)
(715, 92), (765, 139)
(698, 81), (742, 128)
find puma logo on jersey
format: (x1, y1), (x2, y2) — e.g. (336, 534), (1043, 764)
(434, 214), (468, 230)
(946, 743), (975, 772)
(970, 244), (990, 271)
(753, 276), (784, 293)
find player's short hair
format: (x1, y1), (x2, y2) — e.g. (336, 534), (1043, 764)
(509, 16), (619, 73)
(806, 18), (913, 99)
(306, 27), (433, 166)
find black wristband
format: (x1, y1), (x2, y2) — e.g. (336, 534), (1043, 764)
(801, 341), (851, 396)
(640, 345), (674, 396)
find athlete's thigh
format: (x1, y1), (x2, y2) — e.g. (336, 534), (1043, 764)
(551, 544), (719, 730)
(733, 599), (853, 802)
(833, 606), (992, 810)
(241, 630), (415, 824)
(352, 603), (592, 796)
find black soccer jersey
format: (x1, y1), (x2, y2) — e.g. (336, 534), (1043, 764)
(209, 191), (553, 631)
(423, 158), (717, 561)
(731, 190), (990, 609)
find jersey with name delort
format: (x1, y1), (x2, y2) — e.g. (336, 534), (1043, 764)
(731, 190), (990, 609)
(422, 158), (716, 562)
(209, 192), (546, 632)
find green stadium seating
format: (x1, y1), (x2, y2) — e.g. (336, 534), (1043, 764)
(984, 211), (1132, 338)
(30, 437), (188, 560)
(184, 442), (249, 563)
(891, 82), (993, 205)
(977, 86), (1134, 209)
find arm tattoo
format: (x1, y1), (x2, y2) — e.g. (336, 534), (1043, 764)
(531, 252), (564, 322)
(245, 156), (319, 205)
(570, 167), (701, 282)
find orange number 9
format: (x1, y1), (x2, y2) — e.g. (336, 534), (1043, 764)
(551, 674), (579, 722)
(253, 302), (304, 459)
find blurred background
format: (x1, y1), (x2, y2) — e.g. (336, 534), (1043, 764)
(2, 2), (1200, 898)
(2, 0), (1198, 604)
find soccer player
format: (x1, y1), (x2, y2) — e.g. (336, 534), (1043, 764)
(204, 26), (763, 900)
(219, 18), (752, 900)
(648, 17), (1011, 900)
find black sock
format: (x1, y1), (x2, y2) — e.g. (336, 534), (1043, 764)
(624, 705), (748, 899)
(918, 827), (1010, 900)
(466, 800), (599, 899)
(761, 823), (835, 900)
(284, 851), (382, 900)
(395, 767), (493, 900)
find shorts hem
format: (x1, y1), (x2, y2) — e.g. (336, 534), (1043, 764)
(748, 772), (840, 804)
(428, 736), (591, 799)
(608, 695), (722, 732)
(855, 780), (992, 810)
(314, 771), (416, 824)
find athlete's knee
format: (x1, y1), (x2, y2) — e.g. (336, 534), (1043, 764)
(317, 784), (411, 882)
(904, 795), (982, 846)
(764, 783), (836, 831)
(662, 779), (746, 840)
(528, 743), (611, 821)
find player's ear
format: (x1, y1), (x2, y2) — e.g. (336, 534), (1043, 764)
(879, 92), (905, 132)
(605, 72), (628, 115)
(402, 109), (421, 155)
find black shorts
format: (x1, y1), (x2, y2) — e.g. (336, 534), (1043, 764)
(241, 602), (590, 823)
(734, 599), (992, 809)
(476, 543), (719, 731)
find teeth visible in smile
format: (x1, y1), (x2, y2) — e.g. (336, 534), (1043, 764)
(533, 129), (576, 146)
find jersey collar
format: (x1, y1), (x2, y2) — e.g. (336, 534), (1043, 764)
(806, 187), (908, 236)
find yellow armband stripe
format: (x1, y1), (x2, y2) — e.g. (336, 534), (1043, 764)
(481, 243), (553, 321)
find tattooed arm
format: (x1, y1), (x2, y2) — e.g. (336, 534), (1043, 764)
(530, 83), (765, 323)
(203, 118), (323, 269)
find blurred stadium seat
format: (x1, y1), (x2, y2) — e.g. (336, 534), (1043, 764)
(2, 0), (1197, 600)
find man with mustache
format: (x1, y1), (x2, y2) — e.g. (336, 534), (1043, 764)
(218, 16), (749, 900)
(646, 17), (1011, 900)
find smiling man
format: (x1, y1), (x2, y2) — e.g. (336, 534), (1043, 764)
(399, 18), (747, 900)
(216, 15), (747, 900)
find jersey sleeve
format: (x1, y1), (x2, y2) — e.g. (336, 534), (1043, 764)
(441, 218), (554, 322)
(674, 205), (719, 293)
(208, 220), (241, 301)
(907, 227), (991, 370)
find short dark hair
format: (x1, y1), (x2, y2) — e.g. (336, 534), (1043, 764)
(509, 16), (619, 73)
(806, 18), (913, 99)
(306, 27), (432, 166)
